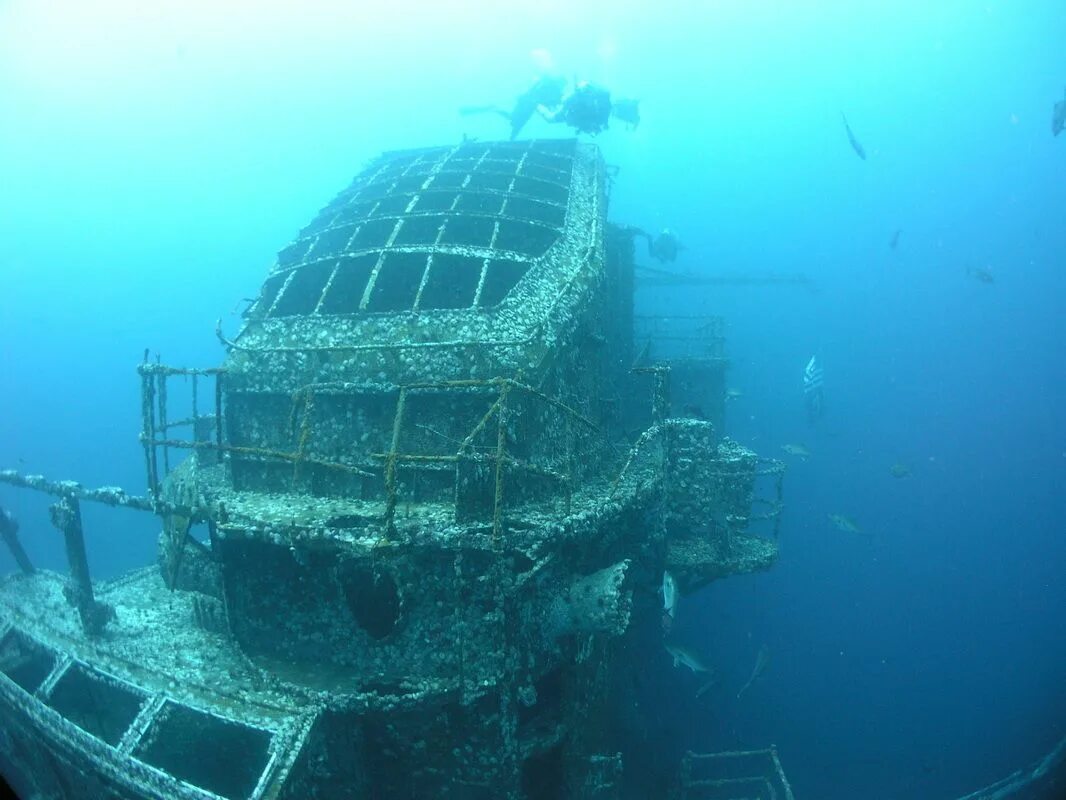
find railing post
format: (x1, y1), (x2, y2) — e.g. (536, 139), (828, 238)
(491, 382), (511, 549)
(157, 370), (170, 475)
(384, 387), (408, 538)
(652, 365), (671, 424)
(49, 496), (115, 636)
(0, 508), (34, 575)
(139, 366), (159, 499)
(214, 370), (225, 451)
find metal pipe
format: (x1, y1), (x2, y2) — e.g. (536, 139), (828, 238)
(0, 469), (192, 516)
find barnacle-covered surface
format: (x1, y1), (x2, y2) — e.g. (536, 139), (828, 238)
(0, 569), (300, 717)
(0, 569), (318, 800)
(229, 139), (605, 394)
(0, 139), (789, 800)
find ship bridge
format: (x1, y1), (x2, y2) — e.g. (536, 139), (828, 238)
(231, 138), (605, 387)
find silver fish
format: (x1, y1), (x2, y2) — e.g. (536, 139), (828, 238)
(737, 644), (770, 699)
(841, 112), (866, 160)
(664, 642), (710, 674)
(662, 570), (678, 620)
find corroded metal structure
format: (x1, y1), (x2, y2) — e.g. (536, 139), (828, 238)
(0, 139), (784, 799)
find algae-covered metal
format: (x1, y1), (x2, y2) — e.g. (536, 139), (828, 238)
(0, 139), (785, 799)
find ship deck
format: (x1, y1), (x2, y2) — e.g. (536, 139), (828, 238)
(0, 569), (320, 800)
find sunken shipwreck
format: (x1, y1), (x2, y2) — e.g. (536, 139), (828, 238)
(0, 139), (794, 799)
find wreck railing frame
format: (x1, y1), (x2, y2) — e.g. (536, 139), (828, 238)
(137, 364), (622, 537)
(138, 363), (227, 500)
(633, 314), (727, 363)
(679, 747), (795, 800)
(0, 473), (150, 635)
(135, 353), (783, 545)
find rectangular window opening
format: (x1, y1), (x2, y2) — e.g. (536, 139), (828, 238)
(494, 220), (558, 258)
(418, 254), (482, 310)
(46, 664), (146, 746)
(318, 255), (377, 315)
(133, 702), (273, 800)
(271, 260), (335, 317)
(367, 252), (428, 312)
(478, 259), (532, 307)
(503, 197), (565, 228)
(309, 224), (359, 258)
(413, 192), (458, 213)
(455, 192), (504, 215)
(392, 215), (444, 246)
(0, 630), (56, 694)
(439, 216), (495, 248)
(350, 218), (398, 250)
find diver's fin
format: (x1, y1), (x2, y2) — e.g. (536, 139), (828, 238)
(459, 104), (508, 118)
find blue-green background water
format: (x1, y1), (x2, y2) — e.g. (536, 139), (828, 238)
(1, 2), (1063, 797)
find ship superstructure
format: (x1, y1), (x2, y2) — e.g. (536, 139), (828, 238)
(0, 139), (785, 799)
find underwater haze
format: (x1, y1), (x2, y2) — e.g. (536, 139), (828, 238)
(1, 1), (1064, 798)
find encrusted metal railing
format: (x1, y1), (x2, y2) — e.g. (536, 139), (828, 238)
(634, 314), (727, 363)
(138, 362), (226, 499)
(138, 365), (624, 534)
(135, 349), (784, 547)
(678, 747), (795, 800)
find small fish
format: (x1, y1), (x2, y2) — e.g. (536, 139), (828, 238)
(725, 388), (744, 401)
(841, 112), (866, 160)
(967, 265), (995, 284)
(782, 443), (811, 459)
(694, 672), (720, 698)
(664, 642), (710, 674)
(828, 513), (863, 534)
(737, 644), (770, 699)
(889, 229), (902, 250)
(1053, 87), (1065, 137)
(889, 463), (911, 479)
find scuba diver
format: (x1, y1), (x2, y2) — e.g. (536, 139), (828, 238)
(619, 226), (684, 264)
(610, 97), (641, 131)
(803, 355), (825, 422)
(460, 71), (568, 140)
(646, 228), (684, 263)
(537, 80), (615, 136)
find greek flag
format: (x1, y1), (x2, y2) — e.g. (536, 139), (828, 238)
(803, 356), (823, 396)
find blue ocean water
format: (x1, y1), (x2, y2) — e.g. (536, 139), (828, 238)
(0, 2), (1063, 798)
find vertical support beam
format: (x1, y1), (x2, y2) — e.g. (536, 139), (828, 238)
(160, 513), (193, 590)
(157, 371), (170, 475)
(191, 373), (199, 429)
(214, 370), (225, 451)
(651, 365), (671, 424)
(49, 497), (114, 636)
(140, 367), (159, 499)
(563, 412), (574, 517)
(293, 389), (316, 487)
(0, 508), (34, 575)
(383, 387), (408, 538)
(491, 382), (511, 549)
